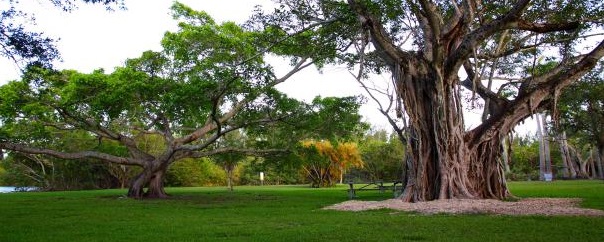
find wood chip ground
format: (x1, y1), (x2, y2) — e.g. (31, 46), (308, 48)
(323, 198), (604, 216)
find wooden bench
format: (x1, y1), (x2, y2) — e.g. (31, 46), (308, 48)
(347, 181), (403, 199)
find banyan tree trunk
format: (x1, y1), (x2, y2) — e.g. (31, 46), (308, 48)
(145, 169), (168, 198)
(127, 163), (169, 199)
(394, 60), (510, 202)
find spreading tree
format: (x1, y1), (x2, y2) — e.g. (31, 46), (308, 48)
(0, 3), (364, 198)
(250, 0), (604, 201)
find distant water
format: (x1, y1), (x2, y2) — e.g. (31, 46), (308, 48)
(0, 186), (16, 193)
(0, 186), (37, 193)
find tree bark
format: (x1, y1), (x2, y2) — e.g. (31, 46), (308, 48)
(127, 162), (169, 199)
(145, 169), (168, 198)
(127, 171), (149, 199)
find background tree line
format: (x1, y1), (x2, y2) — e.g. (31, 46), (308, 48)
(0, 126), (409, 190)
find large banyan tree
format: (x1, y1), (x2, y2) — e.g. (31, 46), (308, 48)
(250, 0), (604, 201)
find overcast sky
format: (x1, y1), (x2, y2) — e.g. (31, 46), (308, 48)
(0, 0), (538, 135)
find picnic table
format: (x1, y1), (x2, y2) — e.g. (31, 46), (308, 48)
(346, 181), (403, 199)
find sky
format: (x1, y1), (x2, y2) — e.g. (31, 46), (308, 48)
(0, 0), (538, 136)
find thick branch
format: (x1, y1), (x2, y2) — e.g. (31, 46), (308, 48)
(461, 62), (509, 110)
(347, 0), (412, 66)
(514, 20), (580, 33)
(55, 107), (154, 161)
(478, 33), (604, 60)
(467, 40), (604, 146)
(0, 142), (142, 166)
(417, 0), (443, 62)
(445, 0), (531, 79)
(177, 100), (245, 145)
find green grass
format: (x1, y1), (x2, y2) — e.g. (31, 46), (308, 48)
(1, 181), (603, 242)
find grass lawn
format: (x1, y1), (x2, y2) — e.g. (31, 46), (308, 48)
(1, 180), (603, 242)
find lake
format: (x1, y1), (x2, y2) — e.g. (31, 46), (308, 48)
(0, 186), (38, 193)
(0, 186), (16, 193)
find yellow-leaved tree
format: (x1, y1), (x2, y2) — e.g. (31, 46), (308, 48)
(298, 140), (363, 187)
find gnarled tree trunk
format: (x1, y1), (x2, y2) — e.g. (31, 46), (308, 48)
(145, 169), (168, 198)
(395, 60), (510, 202)
(127, 161), (169, 199)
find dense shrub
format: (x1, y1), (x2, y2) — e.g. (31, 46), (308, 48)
(165, 158), (226, 187)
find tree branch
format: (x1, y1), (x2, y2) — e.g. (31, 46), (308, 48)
(478, 33), (604, 60)
(513, 20), (580, 33)
(54, 107), (155, 161)
(0, 142), (142, 166)
(444, 0), (532, 79)
(417, 0), (443, 62)
(460, 61), (509, 110)
(347, 0), (412, 66)
(467, 39), (604, 146)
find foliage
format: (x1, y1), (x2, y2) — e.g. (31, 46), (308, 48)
(0, 153), (121, 190)
(210, 131), (248, 191)
(237, 157), (304, 185)
(0, 163), (6, 186)
(355, 129), (405, 182)
(508, 136), (540, 181)
(165, 158), (226, 187)
(242, 94), (367, 186)
(1, 181), (604, 241)
(303, 96), (368, 141)
(297, 140), (363, 187)
(558, 61), (604, 152)
(507, 135), (564, 181)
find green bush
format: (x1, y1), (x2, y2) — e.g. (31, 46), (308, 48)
(166, 158), (226, 187)
(508, 135), (565, 181)
(0, 155), (119, 190)
(0, 164), (6, 186)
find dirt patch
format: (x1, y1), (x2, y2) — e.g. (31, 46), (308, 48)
(324, 198), (604, 216)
